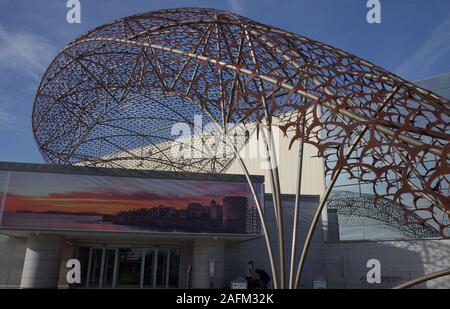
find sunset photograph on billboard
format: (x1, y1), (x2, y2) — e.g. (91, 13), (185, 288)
(0, 170), (262, 235)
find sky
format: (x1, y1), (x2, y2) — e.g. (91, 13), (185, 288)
(0, 0), (449, 164)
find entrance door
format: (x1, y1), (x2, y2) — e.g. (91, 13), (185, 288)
(117, 248), (143, 288)
(142, 249), (155, 288)
(102, 249), (117, 287)
(155, 249), (169, 288)
(142, 249), (170, 288)
(86, 248), (118, 288)
(83, 247), (179, 288)
(87, 248), (102, 287)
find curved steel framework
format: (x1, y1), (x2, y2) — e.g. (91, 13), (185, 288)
(328, 191), (440, 239)
(32, 8), (450, 288)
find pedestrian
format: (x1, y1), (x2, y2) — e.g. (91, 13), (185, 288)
(246, 260), (256, 288)
(255, 268), (271, 289)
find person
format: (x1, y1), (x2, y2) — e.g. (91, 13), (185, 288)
(252, 277), (262, 289)
(255, 268), (271, 289)
(246, 260), (255, 288)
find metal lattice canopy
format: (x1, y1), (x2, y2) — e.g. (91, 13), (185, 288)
(327, 191), (440, 239)
(33, 8), (450, 286)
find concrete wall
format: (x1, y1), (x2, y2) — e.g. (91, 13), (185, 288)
(1, 230), (450, 289)
(0, 235), (26, 288)
(225, 195), (326, 288)
(57, 241), (76, 288)
(324, 239), (450, 289)
(225, 117), (325, 197)
(225, 194), (450, 289)
(20, 234), (64, 288)
(191, 239), (225, 288)
(180, 241), (193, 289)
(1, 200), (450, 289)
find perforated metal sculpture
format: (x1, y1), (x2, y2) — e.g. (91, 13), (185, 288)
(32, 8), (450, 288)
(327, 191), (440, 239)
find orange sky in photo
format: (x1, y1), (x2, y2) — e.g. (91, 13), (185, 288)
(4, 193), (218, 215)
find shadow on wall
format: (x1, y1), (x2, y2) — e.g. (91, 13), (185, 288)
(324, 239), (450, 289)
(224, 194), (450, 289)
(224, 195), (326, 289)
(0, 235), (27, 288)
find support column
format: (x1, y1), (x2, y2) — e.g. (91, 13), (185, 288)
(327, 209), (340, 242)
(20, 234), (64, 289)
(191, 239), (225, 289)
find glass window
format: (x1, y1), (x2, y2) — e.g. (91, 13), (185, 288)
(168, 249), (181, 288)
(143, 250), (155, 288)
(75, 246), (181, 288)
(102, 249), (116, 287)
(88, 248), (102, 287)
(117, 248), (142, 287)
(76, 247), (90, 288)
(155, 249), (168, 288)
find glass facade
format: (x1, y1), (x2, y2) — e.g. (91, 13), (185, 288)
(328, 74), (450, 241)
(78, 247), (181, 289)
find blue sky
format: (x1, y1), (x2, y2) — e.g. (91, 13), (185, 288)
(0, 0), (449, 164)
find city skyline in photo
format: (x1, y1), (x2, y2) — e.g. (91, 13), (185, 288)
(0, 171), (254, 214)
(0, 170), (261, 234)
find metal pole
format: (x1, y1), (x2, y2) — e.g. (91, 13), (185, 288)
(293, 129), (363, 287)
(393, 268), (450, 289)
(294, 88), (399, 288)
(244, 28), (286, 288)
(289, 118), (305, 289)
(202, 108), (279, 289)
(259, 125), (286, 288)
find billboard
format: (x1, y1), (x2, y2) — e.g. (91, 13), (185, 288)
(0, 168), (262, 235)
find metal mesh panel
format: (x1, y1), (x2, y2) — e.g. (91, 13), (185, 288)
(32, 8), (450, 237)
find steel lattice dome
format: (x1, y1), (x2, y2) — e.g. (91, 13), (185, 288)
(32, 8), (449, 236)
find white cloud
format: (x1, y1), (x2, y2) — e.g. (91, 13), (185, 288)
(227, 0), (246, 16)
(0, 107), (17, 132)
(0, 24), (56, 80)
(396, 13), (450, 79)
